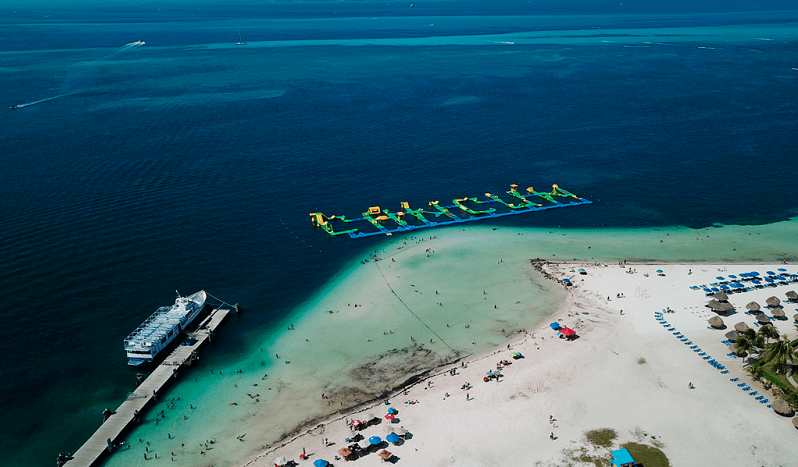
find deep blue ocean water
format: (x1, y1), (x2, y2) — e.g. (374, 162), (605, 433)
(1, 1), (797, 465)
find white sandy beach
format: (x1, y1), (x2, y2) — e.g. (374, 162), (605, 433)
(106, 222), (798, 467)
(247, 260), (798, 467)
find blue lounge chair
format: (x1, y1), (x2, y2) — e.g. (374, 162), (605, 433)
(720, 370), (729, 374)
(737, 382), (745, 386)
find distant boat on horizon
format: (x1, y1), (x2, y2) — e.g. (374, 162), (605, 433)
(236, 28), (246, 46)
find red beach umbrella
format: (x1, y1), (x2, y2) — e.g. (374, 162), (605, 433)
(385, 414), (395, 420)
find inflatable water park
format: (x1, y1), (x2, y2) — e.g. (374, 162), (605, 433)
(310, 184), (591, 238)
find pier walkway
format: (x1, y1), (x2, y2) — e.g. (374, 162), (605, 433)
(67, 308), (232, 467)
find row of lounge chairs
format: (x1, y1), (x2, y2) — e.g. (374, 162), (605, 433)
(655, 311), (728, 376)
(656, 312), (775, 409)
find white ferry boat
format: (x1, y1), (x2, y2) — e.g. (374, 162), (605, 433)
(124, 290), (207, 366)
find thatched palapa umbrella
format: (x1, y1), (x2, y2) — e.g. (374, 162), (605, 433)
(766, 296), (781, 307)
(734, 322), (750, 333)
(793, 417), (798, 429)
(786, 291), (798, 302)
(794, 313), (798, 323)
(708, 316), (724, 328)
(772, 399), (794, 416)
(746, 301), (761, 312)
(707, 300), (734, 313)
(756, 314), (771, 325)
(771, 307), (786, 318)
(713, 291), (729, 302)
(724, 330), (740, 341)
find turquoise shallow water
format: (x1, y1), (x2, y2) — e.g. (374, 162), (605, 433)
(1, 2), (797, 466)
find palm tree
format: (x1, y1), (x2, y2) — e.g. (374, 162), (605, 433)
(761, 334), (795, 375)
(746, 364), (764, 382)
(735, 335), (754, 367)
(758, 325), (779, 347)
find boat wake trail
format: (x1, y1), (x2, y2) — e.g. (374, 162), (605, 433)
(10, 92), (78, 110)
(10, 40), (145, 110)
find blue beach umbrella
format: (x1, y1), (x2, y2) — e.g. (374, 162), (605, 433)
(369, 436), (382, 445)
(776, 276), (786, 281)
(549, 322), (560, 330)
(778, 268), (787, 272)
(752, 280), (761, 285)
(716, 276), (725, 280)
(386, 433), (400, 443)
(313, 460), (328, 467)
(765, 278), (775, 283)
(387, 407), (396, 414)
(750, 271), (760, 277)
(767, 271), (776, 276)
(728, 274), (737, 279)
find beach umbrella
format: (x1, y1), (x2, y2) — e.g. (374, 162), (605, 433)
(750, 271), (761, 277)
(752, 280), (762, 285)
(708, 316), (724, 328)
(772, 308), (785, 318)
(369, 436), (382, 445)
(734, 322), (750, 333)
(778, 268), (787, 272)
(786, 291), (798, 301)
(656, 269), (664, 274)
(707, 300), (733, 313)
(794, 313), (798, 322)
(746, 301), (761, 312)
(728, 274), (737, 279)
(767, 271), (776, 276)
(549, 322), (560, 330)
(313, 459), (328, 467)
(772, 399), (794, 416)
(386, 433), (400, 443)
(275, 456), (289, 466)
(713, 291), (728, 302)
(385, 413), (395, 420)
(387, 407), (396, 414)
(756, 314), (771, 325)
(716, 276), (725, 281)
(725, 330), (740, 341)
(765, 278), (775, 284)
(766, 296), (781, 307)
(793, 417), (798, 429)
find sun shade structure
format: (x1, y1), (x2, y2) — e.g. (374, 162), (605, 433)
(792, 417), (798, 429)
(786, 291), (798, 301)
(766, 296), (781, 307)
(725, 330), (740, 341)
(771, 308), (785, 318)
(734, 322), (750, 332)
(275, 456), (289, 466)
(713, 291), (729, 301)
(772, 399), (794, 416)
(707, 299), (733, 312)
(746, 301), (761, 312)
(757, 314), (771, 324)
(708, 316), (725, 328)
(386, 433), (400, 443)
(369, 436), (382, 445)
(313, 459), (328, 467)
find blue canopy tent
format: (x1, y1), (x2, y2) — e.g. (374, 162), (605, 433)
(386, 433), (400, 443)
(313, 460), (328, 467)
(549, 322), (560, 330)
(369, 436), (382, 445)
(611, 448), (636, 467)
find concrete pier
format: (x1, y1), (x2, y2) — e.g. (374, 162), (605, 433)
(66, 307), (232, 467)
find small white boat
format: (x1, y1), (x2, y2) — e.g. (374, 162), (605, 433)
(124, 290), (207, 366)
(236, 29), (246, 46)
